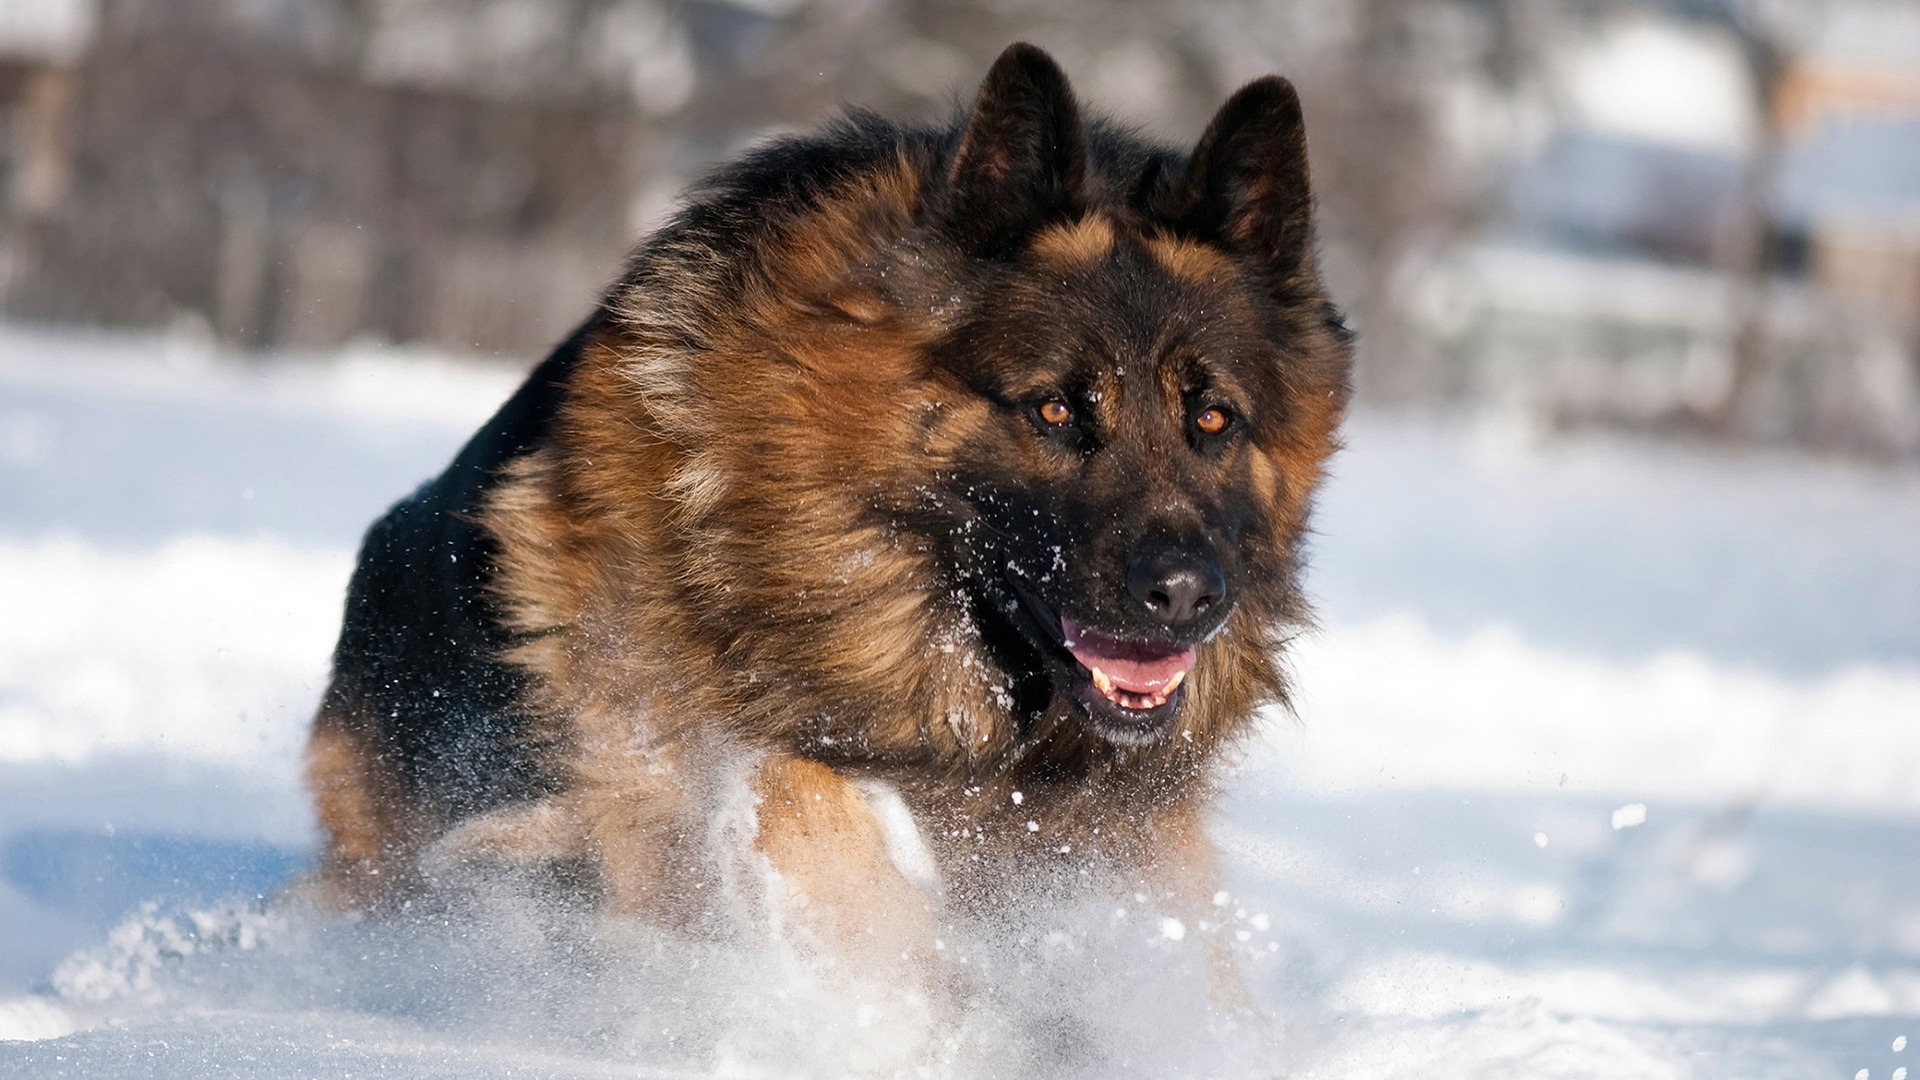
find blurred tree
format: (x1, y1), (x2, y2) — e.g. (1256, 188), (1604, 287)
(1703, 0), (1785, 438)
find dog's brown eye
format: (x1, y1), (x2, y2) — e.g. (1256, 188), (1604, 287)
(1038, 399), (1073, 426)
(1195, 407), (1231, 435)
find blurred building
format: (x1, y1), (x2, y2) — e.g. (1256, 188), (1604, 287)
(0, 0), (675, 357)
(1776, 4), (1920, 336)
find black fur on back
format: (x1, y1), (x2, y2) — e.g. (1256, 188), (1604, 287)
(327, 318), (594, 817)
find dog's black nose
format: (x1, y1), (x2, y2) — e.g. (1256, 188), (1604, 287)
(1126, 542), (1226, 627)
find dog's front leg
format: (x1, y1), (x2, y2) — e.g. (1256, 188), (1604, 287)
(1139, 798), (1253, 1012)
(750, 756), (942, 978)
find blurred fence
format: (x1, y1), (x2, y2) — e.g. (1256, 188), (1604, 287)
(0, 0), (1915, 455)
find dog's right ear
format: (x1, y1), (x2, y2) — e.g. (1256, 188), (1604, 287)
(945, 43), (1088, 258)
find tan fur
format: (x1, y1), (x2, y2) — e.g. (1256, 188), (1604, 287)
(752, 757), (940, 971)
(462, 220), (1253, 979)
(1030, 214), (1115, 268)
(1145, 233), (1235, 284)
(301, 701), (422, 909)
(423, 800), (585, 874)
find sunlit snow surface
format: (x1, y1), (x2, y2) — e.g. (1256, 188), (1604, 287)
(2, 323), (1918, 1078)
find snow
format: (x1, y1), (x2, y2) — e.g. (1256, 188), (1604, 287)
(1, 322), (1918, 1077)
(0, 535), (344, 767)
(1610, 804), (1647, 831)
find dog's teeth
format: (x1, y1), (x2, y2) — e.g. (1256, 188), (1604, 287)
(1089, 666), (1183, 711)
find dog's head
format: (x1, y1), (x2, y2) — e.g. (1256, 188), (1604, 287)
(904, 44), (1353, 747)
(599, 44), (1349, 759)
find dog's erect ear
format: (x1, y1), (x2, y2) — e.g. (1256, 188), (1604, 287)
(946, 43), (1087, 257)
(1168, 77), (1316, 282)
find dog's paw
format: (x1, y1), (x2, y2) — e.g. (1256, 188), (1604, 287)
(419, 799), (586, 880)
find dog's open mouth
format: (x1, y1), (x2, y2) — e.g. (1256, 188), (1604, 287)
(1060, 618), (1194, 712)
(1002, 575), (1197, 740)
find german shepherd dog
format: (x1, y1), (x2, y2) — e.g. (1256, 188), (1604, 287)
(305, 43), (1351, 1004)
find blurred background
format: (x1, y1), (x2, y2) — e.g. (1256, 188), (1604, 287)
(0, 0), (1917, 453)
(2, 2), (1919, 1077)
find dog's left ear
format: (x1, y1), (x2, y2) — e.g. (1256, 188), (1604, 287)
(946, 43), (1088, 258)
(1166, 76), (1316, 283)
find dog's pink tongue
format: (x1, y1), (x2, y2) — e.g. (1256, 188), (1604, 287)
(1060, 618), (1196, 694)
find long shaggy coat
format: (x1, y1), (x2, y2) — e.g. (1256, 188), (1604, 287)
(304, 42), (1352, 992)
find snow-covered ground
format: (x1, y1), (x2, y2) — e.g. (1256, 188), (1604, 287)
(1, 321), (1917, 1078)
